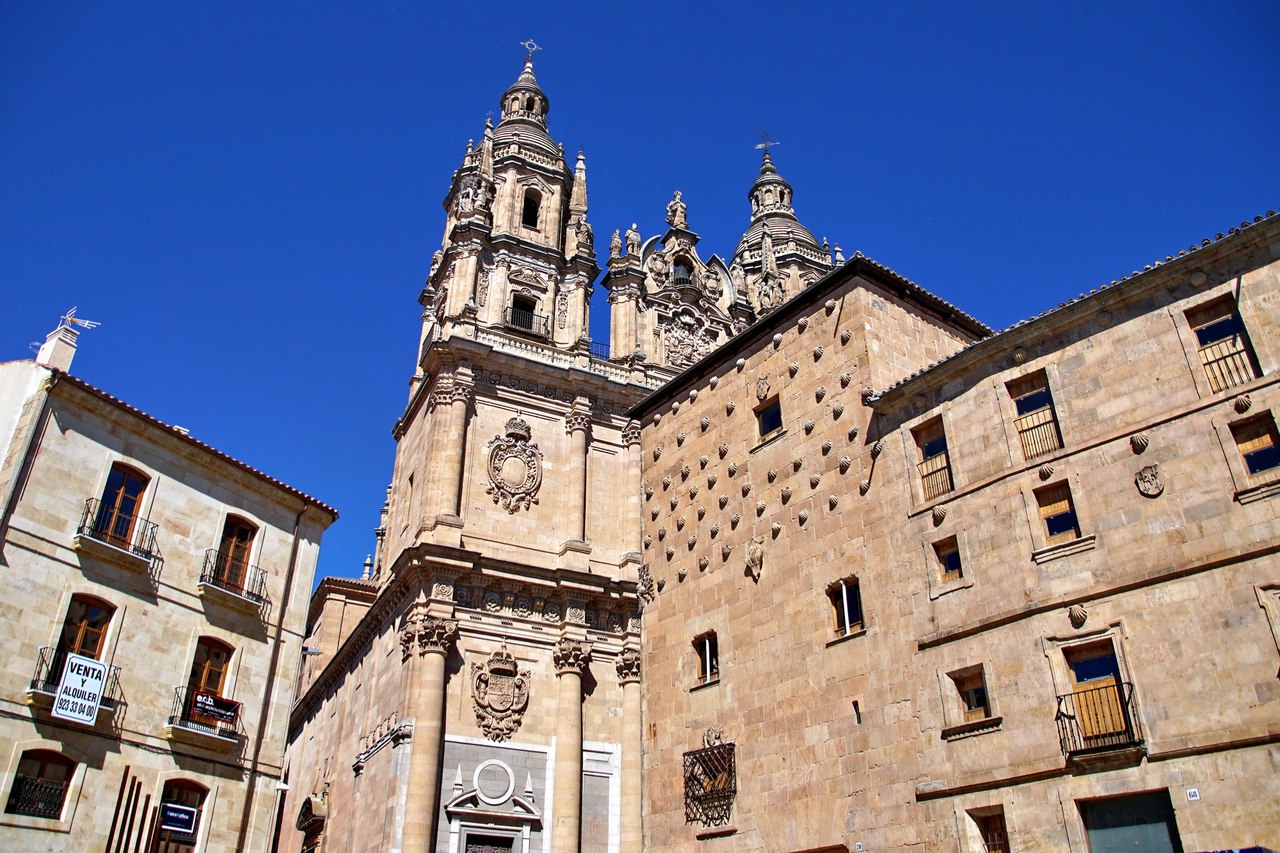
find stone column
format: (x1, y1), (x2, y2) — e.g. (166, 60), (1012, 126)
(398, 605), (458, 853)
(616, 648), (643, 853)
(622, 420), (642, 553)
(551, 638), (592, 853)
(564, 400), (591, 543)
(432, 375), (473, 523)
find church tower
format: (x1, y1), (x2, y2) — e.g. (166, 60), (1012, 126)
(285, 55), (653, 853)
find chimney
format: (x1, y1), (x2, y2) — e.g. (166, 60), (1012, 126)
(36, 324), (79, 372)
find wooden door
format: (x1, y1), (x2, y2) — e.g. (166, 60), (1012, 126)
(216, 517), (256, 590)
(1066, 641), (1125, 742)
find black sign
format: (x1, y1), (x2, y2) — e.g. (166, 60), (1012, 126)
(159, 803), (198, 833)
(193, 691), (240, 725)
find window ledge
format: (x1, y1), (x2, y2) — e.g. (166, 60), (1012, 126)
(164, 722), (242, 752)
(941, 715), (1003, 741)
(695, 827), (737, 840)
(0, 812), (72, 833)
(72, 534), (152, 571)
(689, 678), (720, 693)
(749, 429), (788, 453)
(197, 581), (266, 615)
(825, 627), (867, 647)
(1235, 478), (1280, 505)
(1031, 534), (1097, 564)
(929, 578), (974, 600)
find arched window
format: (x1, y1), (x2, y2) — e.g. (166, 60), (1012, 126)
(215, 515), (257, 593)
(188, 637), (234, 697)
(521, 189), (541, 229)
(93, 463), (149, 549)
(509, 295), (537, 333)
(525, 95), (535, 112)
(50, 594), (115, 688)
(152, 779), (208, 852)
(5, 750), (75, 819)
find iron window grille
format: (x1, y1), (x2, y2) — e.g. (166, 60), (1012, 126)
(683, 741), (735, 826)
(503, 307), (550, 338)
(78, 497), (159, 561)
(29, 646), (123, 710)
(168, 686), (243, 741)
(200, 550), (268, 604)
(5, 776), (69, 819)
(1055, 681), (1143, 757)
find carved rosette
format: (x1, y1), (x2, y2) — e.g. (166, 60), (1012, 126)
(399, 613), (458, 661)
(485, 418), (543, 513)
(615, 649), (641, 685)
(552, 639), (592, 676)
(471, 646), (531, 742)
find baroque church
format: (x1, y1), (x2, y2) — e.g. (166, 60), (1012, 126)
(281, 54), (1280, 853)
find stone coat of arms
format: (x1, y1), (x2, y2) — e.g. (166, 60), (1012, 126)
(471, 645), (531, 741)
(485, 418), (542, 513)
(1136, 464), (1163, 498)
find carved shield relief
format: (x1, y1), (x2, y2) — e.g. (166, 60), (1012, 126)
(485, 418), (542, 512)
(471, 646), (531, 741)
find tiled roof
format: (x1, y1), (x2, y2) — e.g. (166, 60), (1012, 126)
(847, 251), (992, 337)
(51, 367), (339, 519)
(876, 209), (1280, 399)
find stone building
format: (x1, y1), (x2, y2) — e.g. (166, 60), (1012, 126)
(0, 324), (336, 851)
(634, 209), (1280, 851)
(281, 51), (1280, 853)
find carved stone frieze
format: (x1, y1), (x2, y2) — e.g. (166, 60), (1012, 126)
(552, 639), (592, 675)
(485, 418), (543, 513)
(616, 649), (642, 684)
(471, 645), (531, 742)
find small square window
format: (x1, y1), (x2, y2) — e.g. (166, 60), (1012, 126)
(827, 577), (863, 637)
(1035, 483), (1080, 545)
(968, 806), (1010, 853)
(950, 666), (991, 723)
(933, 537), (963, 583)
(756, 398), (783, 441)
(693, 632), (719, 686)
(1231, 415), (1280, 476)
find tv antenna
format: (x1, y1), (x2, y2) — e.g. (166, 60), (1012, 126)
(59, 307), (101, 331)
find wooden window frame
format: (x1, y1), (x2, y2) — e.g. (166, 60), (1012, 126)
(827, 577), (864, 638)
(933, 537), (963, 584)
(755, 397), (783, 443)
(1231, 415), (1280, 476)
(1185, 296), (1260, 394)
(1007, 370), (1063, 460)
(1036, 482), (1081, 545)
(913, 418), (954, 500)
(693, 632), (719, 687)
(950, 666), (991, 723)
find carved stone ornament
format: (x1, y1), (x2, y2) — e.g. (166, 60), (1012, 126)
(1234, 394), (1253, 414)
(1130, 433), (1149, 454)
(932, 505), (947, 526)
(637, 565), (656, 603)
(1068, 603), (1088, 629)
(797, 317), (809, 331)
(841, 329), (853, 345)
(661, 313), (713, 369)
(399, 613), (458, 661)
(616, 649), (642, 684)
(471, 645), (531, 742)
(1039, 463), (1055, 480)
(552, 639), (592, 675)
(485, 418), (543, 513)
(745, 536), (764, 582)
(1136, 464), (1164, 498)
(756, 376), (771, 401)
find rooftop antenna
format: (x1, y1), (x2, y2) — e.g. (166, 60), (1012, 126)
(520, 39), (542, 61)
(36, 307), (100, 371)
(59, 306), (102, 332)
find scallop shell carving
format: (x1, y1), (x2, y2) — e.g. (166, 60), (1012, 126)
(772, 333), (783, 346)
(810, 475), (821, 488)
(644, 485), (653, 499)
(699, 455), (709, 469)
(719, 496), (730, 509)
(730, 513), (741, 527)
(728, 463), (738, 476)
(643, 534), (652, 548)
(1068, 603), (1088, 628)
(871, 440), (884, 458)
(825, 299), (837, 313)
(1130, 433), (1149, 454)
(840, 329), (853, 344)
(689, 486), (699, 498)
(726, 401), (736, 415)
(689, 389), (699, 402)
(798, 510), (810, 524)
(662, 475), (672, 488)
(719, 444), (730, 458)
(848, 426), (860, 441)
(697, 507), (706, 520)
(828, 495), (839, 509)
(781, 487), (793, 501)
(707, 474), (718, 488)
(1234, 394), (1253, 413)
(742, 482), (753, 496)
(859, 479), (871, 495)
(653, 447), (663, 461)
(708, 376), (719, 389)
(672, 401), (681, 413)
(797, 317), (809, 330)
(821, 441), (833, 455)
(789, 362), (800, 377)
(932, 505), (947, 525)
(832, 404), (845, 418)
(698, 556), (709, 571)
(839, 456), (852, 473)
(676, 517), (686, 530)
(687, 536), (697, 549)
(676, 566), (685, 579)
(665, 546), (675, 559)
(670, 497), (679, 510)
(815, 387), (827, 401)
(710, 523), (720, 537)
(771, 522), (782, 536)
(676, 432), (687, 446)
(755, 501), (767, 514)
(701, 417), (711, 431)
(722, 543), (733, 559)
(735, 357), (746, 369)
(840, 372), (853, 387)
(1038, 464), (1054, 480)
(650, 507), (660, 520)
(813, 346), (824, 360)
(681, 464), (691, 480)
(804, 420), (816, 434)
(767, 468), (778, 482)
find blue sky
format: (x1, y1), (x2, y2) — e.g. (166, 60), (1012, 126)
(4, 2), (1278, 582)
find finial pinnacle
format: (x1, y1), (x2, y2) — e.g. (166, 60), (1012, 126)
(519, 39), (542, 61)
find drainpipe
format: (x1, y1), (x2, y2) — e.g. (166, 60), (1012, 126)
(235, 501), (310, 852)
(0, 370), (59, 550)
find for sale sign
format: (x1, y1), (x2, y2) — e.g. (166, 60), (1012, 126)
(51, 653), (107, 724)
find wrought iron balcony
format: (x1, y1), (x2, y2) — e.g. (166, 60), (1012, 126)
(77, 498), (159, 562)
(200, 550), (268, 606)
(167, 686), (243, 745)
(28, 646), (123, 711)
(588, 341), (611, 361)
(5, 775), (69, 819)
(683, 741), (735, 827)
(503, 307), (550, 338)
(1055, 681), (1143, 758)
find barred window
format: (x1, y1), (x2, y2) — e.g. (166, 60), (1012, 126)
(914, 418), (953, 500)
(683, 731), (735, 827)
(1007, 371), (1063, 459)
(4, 750), (74, 819)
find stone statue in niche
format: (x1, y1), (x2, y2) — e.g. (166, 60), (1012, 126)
(576, 218), (594, 252)
(666, 190), (688, 228)
(1136, 464), (1163, 498)
(758, 273), (784, 312)
(471, 644), (531, 741)
(485, 418), (543, 512)
(610, 228), (622, 259)
(625, 222), (642, 256)
(745, 536), (764, 582)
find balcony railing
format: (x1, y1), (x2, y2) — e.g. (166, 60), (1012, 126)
(503, 307), (550, 339)
(1014, 406), (1063, 459)
(1199, 339), (1258, 393)
(168, 686), (242, 742)
(1055, 681), (1143, 757)
(200, 550), (268, 605)
(588, 341), (611, 361)
(683, 742), (735, 827)
(5, 776), (69, 819)
(78, 498), (159, 561)
(29, 646), (123, 710)
(918, 451), (954, 501)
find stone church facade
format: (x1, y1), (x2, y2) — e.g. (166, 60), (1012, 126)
(281, 55), (1280, 852)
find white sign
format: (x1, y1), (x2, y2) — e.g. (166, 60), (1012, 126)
(160, 803), (198, 833)
(51, 653), (107, 724)
(1186, 787), (1201, 801)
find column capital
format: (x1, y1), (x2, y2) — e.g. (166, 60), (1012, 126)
(553, 638), (592, 676)
(400, 613), (458, 661)
(622, 419), (642, 447)
(615, 649), (641, 685)
(565, 398), (592, 436)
